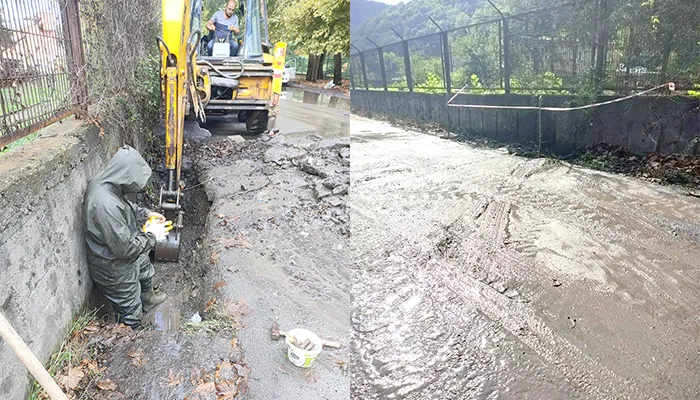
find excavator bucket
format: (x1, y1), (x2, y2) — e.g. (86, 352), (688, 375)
(155, 230), (181, 262)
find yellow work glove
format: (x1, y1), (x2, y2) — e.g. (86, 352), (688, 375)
(142, 216), (174, 241)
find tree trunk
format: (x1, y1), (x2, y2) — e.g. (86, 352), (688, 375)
(333, 53), (342, 85)
(317, 53), (326, 80)
(306, 55), (315, 81)
(307, 55), (322, 82)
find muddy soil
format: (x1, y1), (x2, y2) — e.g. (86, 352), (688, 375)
(192, 132), (350, 399)
(351, 116), (700, 399)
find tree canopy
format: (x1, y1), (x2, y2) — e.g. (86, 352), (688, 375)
(269, 0), (350, 56)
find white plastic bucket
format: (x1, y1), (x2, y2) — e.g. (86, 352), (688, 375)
(285, 328), (323, 368)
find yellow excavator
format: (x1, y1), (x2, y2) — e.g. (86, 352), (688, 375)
(155, 0), (286, 261)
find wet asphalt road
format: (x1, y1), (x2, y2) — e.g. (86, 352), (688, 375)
(350, 117), (700, 399)
(200, 86), (350, 139)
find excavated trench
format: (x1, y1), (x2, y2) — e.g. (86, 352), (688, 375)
(87, 139), (213, 330)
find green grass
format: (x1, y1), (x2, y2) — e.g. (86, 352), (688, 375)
(0, 76), (69, 114)
(27, 308), (101, 400)
(0, 131), (39, 154)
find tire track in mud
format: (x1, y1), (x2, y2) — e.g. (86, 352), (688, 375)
(430, 201), (632, 399)
(352, 199), (603, 399)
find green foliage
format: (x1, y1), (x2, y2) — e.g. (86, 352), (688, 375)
(470, 74), (483, 89)
(270, 0), (349, 56)
(0, 132), (39, 155)
(415, 72), (444, 93)
(511, 71), (569, 95)
(688, 84), (700, 97)
(353, 0), (699, 95)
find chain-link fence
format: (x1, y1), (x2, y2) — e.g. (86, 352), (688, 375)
(350, 0), (700, 95)
(0, 0), (86, 147)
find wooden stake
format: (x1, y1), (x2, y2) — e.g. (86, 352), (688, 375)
(0, 311), (68, 400)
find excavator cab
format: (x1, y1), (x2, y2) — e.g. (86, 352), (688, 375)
(155, 0), (285, 262)
(192, 0), (285, 134)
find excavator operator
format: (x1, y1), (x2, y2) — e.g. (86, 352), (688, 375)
(205, 0), (240, 56)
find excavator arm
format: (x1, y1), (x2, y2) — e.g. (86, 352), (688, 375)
(155, 0), (208, 262)
(153, 0), (284, 262)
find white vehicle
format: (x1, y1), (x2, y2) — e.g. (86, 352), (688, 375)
(282, 59), (296, 84)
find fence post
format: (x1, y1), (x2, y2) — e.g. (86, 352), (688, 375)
(498, 20), (503, 89)
(359, 52), (369, 90)
(442, 32), (452, 93)
(594, 0), (608, 93)
(391, 28), (413, 92)
(349, 61), (355, 89)
(367, 38), (388, 91)
(351, 44), (369, 90)
(487, 0), (510, 94)
(428, 17), (449, 93)
(403, 41), (413, 91)
(62, 0), (88, 113)
(502, 18), (511, 94)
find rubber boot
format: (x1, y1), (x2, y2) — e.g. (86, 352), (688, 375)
(140, 279), (166, 313)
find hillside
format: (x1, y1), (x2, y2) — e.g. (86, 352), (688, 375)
(350, 0), (485, 50)
(351, 0), (389, 32)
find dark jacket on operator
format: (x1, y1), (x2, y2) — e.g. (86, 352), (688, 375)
(83, 145), (156, 326)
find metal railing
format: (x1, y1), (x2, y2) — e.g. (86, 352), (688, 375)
(287, 54), (350, 81)
(350, 0), (700, 95)
(0, 0), (86, 148)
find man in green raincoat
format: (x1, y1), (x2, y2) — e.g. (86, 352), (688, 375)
(83, 145), (167, 328)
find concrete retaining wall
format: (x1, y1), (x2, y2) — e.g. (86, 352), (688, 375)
(0, 120), (145, 399)
(351, 90), (700, 155)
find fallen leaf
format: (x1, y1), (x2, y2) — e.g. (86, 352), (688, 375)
(193, 382), (216, 395)
(219, 233), (252, 249)
(216, 214), (226, 219)
(210, 251), (221, 264)
(215, 379), (238, 398)
(61, 366), (84, 390)
(215, 361), (237, 381)
(127, 350), (147, 366)
(162, 370), (181, 388)
(229, 337), (238, 349)
(83, 324), (99, 333)
(212, 281), (226, 292)
(82, 358), (100, 375)
(126, 350), (143, 359)
(205, 297), (218, 313)
(96, 379), (117, 391)
(223, 299), (251, 329)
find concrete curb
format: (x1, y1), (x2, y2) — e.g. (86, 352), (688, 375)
(286, 81), (350, 100)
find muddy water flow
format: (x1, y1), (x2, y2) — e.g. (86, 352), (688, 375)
(351, 117), (700, 399)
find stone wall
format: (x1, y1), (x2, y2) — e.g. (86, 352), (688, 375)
(351, 90), (700, 155)
(0, 119), (146, 399)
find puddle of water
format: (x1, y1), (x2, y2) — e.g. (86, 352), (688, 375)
(281, 86), (350, 110)
(143, 297), (182, 331)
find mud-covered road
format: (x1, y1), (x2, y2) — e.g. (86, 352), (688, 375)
(350, 117), (700, 399)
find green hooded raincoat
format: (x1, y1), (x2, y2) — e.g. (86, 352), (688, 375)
(83, 145), (156, 327)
